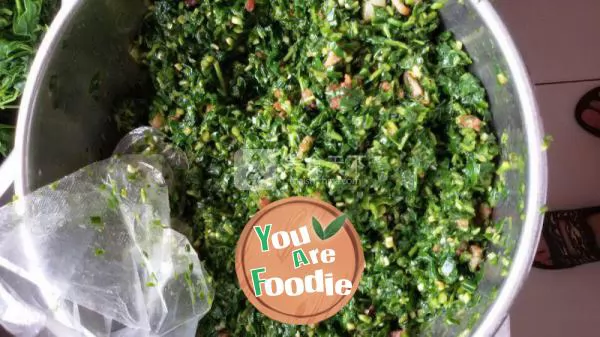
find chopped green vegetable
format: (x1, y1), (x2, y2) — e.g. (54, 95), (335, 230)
(94, 248), (105, 257)
(140, 187), (147, 203)
(118, 0), (503, 335)
(496, 72), (508, 85)
(90, 215), (104, 232)
(542, 134), (553, 151)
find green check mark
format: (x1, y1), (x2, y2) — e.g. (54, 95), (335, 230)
(311, 214), (348, 240)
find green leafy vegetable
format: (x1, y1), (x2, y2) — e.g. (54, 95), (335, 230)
(117, 0), (504, 335)
(13, 0), (43, 39)
(0, 0), (58, 160)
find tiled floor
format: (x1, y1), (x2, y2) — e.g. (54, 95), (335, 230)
(493, 0), (600, 336)
(494, 0), (600, 85)
(536, 81), (600, 210)
(511, 264), (600, 337)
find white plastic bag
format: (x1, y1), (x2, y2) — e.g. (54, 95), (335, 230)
(0, 128), (212, 337)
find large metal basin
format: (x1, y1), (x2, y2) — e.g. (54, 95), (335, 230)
(1, 0), (547, 336)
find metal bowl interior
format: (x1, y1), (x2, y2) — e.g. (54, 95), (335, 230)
(12, 0), (547, 336)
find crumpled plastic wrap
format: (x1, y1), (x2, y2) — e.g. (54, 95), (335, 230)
(0, 128), (212, 337)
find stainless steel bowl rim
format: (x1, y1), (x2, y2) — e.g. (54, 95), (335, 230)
(10, 0), (547, 336)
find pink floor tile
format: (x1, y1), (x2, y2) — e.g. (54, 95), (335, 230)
(511, 264), (600, 337)
(494, 0), (600, 84)
(535, 81), (600, 210)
